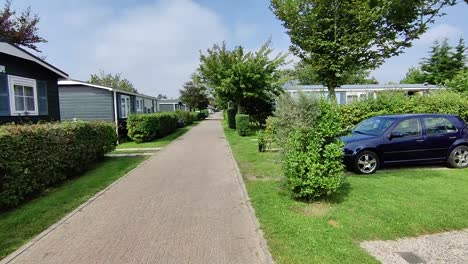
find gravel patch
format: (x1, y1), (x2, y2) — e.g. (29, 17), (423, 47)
(361, 229), (468, 263)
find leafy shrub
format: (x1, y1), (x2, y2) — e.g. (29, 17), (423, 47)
(235, 114), (250, 136)
(190, 112), (199, 121)
(340, 90), (468, 130)
(0, 121), (116, 209)
(257, 131), (267, 152)
(283, 98), (345, 200)
(257, 116), (280, 152)
(127, 112), (178, 143)
(175, 110), (194, 126)
(199, 109), (209, 119)
(227, 108), (237, 129)
(274, 92), (321, 147)
(446, 69), (467, 94)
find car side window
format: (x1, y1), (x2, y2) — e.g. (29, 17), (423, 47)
(393, 118), (422, 137)
(423, 117), (458, 135)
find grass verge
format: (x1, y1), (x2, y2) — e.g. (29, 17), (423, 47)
(117, 121), (200, 149)
(223, 122), (468, 264)
(0, 156), (147, 260)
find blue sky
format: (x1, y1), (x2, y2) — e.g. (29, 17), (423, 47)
(9, 0), (468, 97)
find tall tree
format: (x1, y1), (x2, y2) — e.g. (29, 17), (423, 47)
(285, 61), (378, 85)
(400, 66), (426, 84)
(179, 80), (209, 110)
(446, 69), (467, 93)
(0, 0), (46, 52)
(197, 41), (287, 115)
(270, 0), (457, 99)
(89, 70), (138, 93)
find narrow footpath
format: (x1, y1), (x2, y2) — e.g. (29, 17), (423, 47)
(2, 113), (271, 264)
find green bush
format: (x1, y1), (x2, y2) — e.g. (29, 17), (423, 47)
(235, 114), (250, 136)
(257, 117), (280, 152)
(340, 90), (468, 130)
(190, 112), (199, 121)
(175, 110), (194, 126)
(197, 109), (209, 120)
(127, 112), (178, 143)
(274, 92), (321, 148)
(0, 121), (116, 209)
(227, 108), (237, 129)
(283, 98), (345, 200)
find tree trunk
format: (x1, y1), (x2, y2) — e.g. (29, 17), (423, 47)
(237, 102), (243, 114)
(328, 85), (336, 101)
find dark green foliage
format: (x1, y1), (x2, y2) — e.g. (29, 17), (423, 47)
(197, 110), (209, 120)
(227, 108), (236, 129)
(446, 69), (468, 94)
(257, 117), (280, 152)
(282, 98), (345, 199)
(340, 90), (468, 130)
(179, 81), (209, 110)
(175, 110), (194, 126)
(402, 38), (467, 85)
(127, 113), (178, 143)
(270, 0), (457, 97)
(0, 121), (116, 209)
(196, 41), (287, 116)
(235, 114), (250, 136)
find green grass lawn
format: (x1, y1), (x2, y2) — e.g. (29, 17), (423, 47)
(0, 156), (147, 260)
(117, 122), (200, 149)
(224, 123), (468, 264)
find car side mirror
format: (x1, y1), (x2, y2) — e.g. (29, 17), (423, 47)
(389, 132), (404, 139)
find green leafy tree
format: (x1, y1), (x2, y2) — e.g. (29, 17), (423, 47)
(446, 69), (468, 93)
(283, 61), (378, 85)
(89, 70), (138, 93)
(0, 0), (46, 52)
(179, 80), (209, 110)
(197, 41), (288, 116)
(270, 0), (457, 99)
(401, 67), (426, 84)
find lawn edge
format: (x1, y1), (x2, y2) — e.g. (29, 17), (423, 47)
(0, 123), (200, 264)
(0, 156), (150, 264)
(222, 122), (276, 264)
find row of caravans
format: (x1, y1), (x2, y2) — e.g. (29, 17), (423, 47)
(0, 42), (187, 131)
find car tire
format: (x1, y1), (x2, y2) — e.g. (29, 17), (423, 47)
(447, 145), (468, 168)
(354, 151), (380, 174)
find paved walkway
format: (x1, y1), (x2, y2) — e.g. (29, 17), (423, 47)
(2, 114), (272, 264)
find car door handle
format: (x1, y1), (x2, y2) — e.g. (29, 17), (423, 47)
(416, 139), (424, 142)
(449, 136), (457, 139)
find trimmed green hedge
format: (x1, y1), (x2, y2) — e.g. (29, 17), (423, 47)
(340, 90), (468, 130)
(235, 114), (250, 136)
(197, 110), (209, 120)
(127, 112), (178, 143)
(0, 121), (116, 209)
(176, 110), (194, 126)
(227, 108), (236, 129)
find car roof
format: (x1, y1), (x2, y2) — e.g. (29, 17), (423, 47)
(374, 114), (459, 119)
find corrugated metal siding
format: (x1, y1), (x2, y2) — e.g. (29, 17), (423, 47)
(59, 86), (114, 121)
(159, 104), (174, 112)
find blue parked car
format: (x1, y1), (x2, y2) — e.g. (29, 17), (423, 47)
(342, 114), (468, 174)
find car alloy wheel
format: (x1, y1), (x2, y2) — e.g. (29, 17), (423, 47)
(355, 151), (379, 174)
(449, 146), (468, 168)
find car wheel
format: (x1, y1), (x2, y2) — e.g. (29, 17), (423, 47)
(354, 151), (379, 174)
(447, 145), (468, 168)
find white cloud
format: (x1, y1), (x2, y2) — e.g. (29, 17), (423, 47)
(87, 0), (228, 97)
(416, 24), (463, 45)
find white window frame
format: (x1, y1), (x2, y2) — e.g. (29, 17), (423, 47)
(136, 98), (144, 114)
(8, 75), (38, 116)
(120, 95), (131, 118)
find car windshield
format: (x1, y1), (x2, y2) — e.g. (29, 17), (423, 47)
(353, 117), (397, 136)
